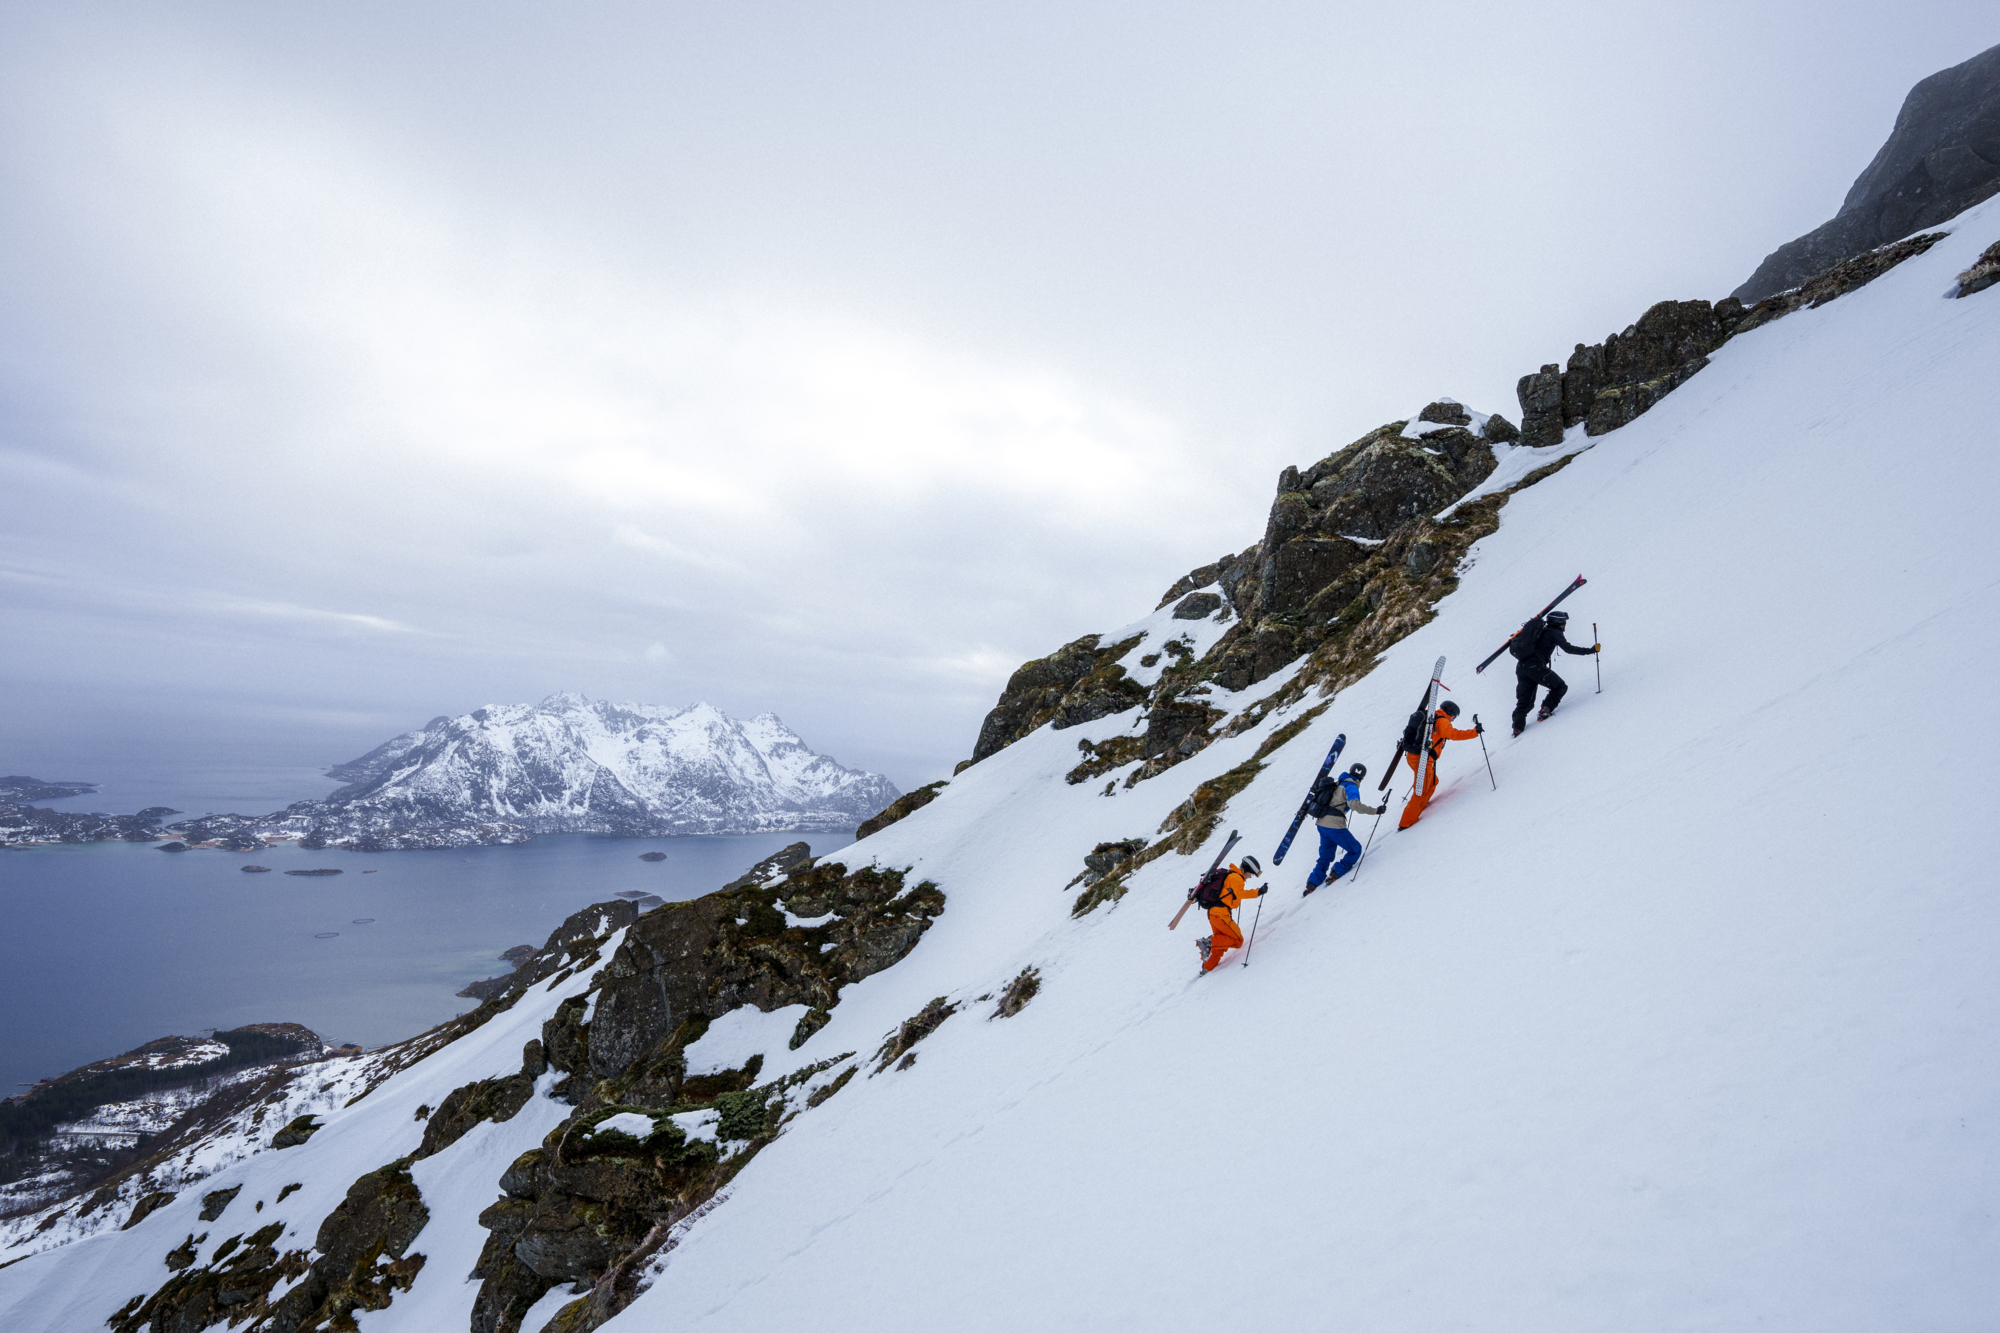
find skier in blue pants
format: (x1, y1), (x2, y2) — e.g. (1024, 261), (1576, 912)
(1304, 764), (1386, 894)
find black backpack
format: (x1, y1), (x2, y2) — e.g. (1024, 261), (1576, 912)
(1508, 616), (1546, 662)
(1398, 707), (1428, 756)
(1193, 866), (1231, 909)
(1308, 776), (1339, 819)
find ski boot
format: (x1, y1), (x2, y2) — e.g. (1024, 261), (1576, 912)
(1196, 936), (1212, 964)
(1537, 704), (1557, 721)
(1512, 722), (1525, 737)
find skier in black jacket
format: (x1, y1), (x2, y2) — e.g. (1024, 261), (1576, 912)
(1510, 609), (1599, 735)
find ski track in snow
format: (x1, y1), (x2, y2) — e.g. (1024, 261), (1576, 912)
(5, 206), (2000, 1331)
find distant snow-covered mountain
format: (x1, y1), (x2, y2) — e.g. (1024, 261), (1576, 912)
(312, 694), (899, 840)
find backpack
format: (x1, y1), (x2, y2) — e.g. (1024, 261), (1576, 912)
(1508, 616), (1546, 662)
(1398, 707), (1428, 756)
(1308, 776), (1338, 819)
(1193, 866), (1231, 909)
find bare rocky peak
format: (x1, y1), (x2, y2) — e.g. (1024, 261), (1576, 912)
(1735, 42), (2000, 302)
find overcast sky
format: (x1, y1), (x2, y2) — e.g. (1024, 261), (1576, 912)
(1, 3), (1993, 802)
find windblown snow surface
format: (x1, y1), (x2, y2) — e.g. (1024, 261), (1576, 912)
(5, 206), (1999, 1331)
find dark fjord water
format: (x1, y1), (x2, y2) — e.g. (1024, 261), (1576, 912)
(0, 830), (851, 1094)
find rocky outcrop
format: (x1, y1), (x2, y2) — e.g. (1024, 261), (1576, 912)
(971, 409), (1503, 783)
(457, 850), (937, 1333)
(269, 1114), (321, 1149)
(1154, 547), (1262, 614)
(471, 1110), (724, 1333)
(1517, 299), (1741, 447)
(1736, 43), (2000, 302)
(854, 783), (948, 840)
(1729, 231), (1950, 338)
(971, 203), (1955, 804)
(417, 1071), (538, 1159)
(968, 633), (1149, 763)
(1171, 591), (1224, 620)
(873, 998), (957, 1073)
(574, 859), (944, 1096)
(110, 1160), (428, 1333)
(992, 967), (1041, 1019)
(1959, 238), (2000, 296)
(197, 1186), (240, 1222)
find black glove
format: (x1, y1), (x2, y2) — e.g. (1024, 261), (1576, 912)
(1474, 720), (1484, 734)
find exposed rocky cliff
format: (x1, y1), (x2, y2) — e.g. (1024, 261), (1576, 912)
(1736, 42), (2000, 302)
(962, 224), (1951, 813)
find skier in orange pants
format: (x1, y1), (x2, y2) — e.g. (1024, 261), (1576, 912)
(1397, 700), (1482, 830)
(1197, 854), (1265, 973)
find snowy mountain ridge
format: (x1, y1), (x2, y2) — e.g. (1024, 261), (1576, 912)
(322, 694), (895, 837)
(169, 695), (900, 849)
(5, 162), (1999, 1333)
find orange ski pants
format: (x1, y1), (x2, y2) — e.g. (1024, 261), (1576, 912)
(1204, 906), (1242, 971)
(1397, 749), (1440, 829)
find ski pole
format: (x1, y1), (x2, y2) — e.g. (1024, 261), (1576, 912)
(1594, 623), (1601, 694)
(1241, 891), (1266, 967)
(1351, 805), (1388, 883)
(1474, 714), (1496, 790)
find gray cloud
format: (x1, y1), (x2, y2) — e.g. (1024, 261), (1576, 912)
(2, 2), (1994, 798)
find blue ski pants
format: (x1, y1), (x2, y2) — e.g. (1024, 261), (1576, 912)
(1307, 825), (1362, 888)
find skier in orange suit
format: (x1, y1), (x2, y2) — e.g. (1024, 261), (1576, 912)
(1397, 700), (1482, 830)
(1197, 855), (1265, 973)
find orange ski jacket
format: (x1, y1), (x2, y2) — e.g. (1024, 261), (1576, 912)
(1216, 865), (1263, 911)
(1426, 710), (1479, 756)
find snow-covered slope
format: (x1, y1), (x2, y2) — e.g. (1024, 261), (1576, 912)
(313, 695), (898, 839)
(6, 207), (1998, 1331)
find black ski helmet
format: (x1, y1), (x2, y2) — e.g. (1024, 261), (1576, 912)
(1239, 853), (1262, 877)
(1547, 610), (1570, 625)
(1347, 762), (1367, 781)
(1439, 700), (1461, 718)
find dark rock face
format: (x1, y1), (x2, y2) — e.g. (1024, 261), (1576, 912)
(198, 1185), (241, 1221)
(1518, 299), (1732, 445)
(416, 1073), (536, 1158)
(1171, 591), (1224, 620)
(721, 840), (814, 887)
(1736, 42), (2000, 302)
(269, 1115), (321, 1149)
(1154, 546), (1262, 614)
(264, 1160), (430, 1331)
(855, 782), (948, 840)
(1516, 365), (1565, 447)
(1728, 232), (1949, 339)
(472, 1111), (721, 1333)
(111, 1162), (427, 1333)
(968, 633), (1148, 763)
(122, 1190), (175, 1230)
(577, 860), (944, 1091)
(462, 856), (942, 1332)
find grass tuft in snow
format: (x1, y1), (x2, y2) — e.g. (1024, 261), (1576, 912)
(873, 999), (958, 1074)
(991, 968), (1042, 1019)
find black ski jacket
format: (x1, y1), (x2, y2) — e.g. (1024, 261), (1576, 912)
(1516, 621), (1594, 670)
